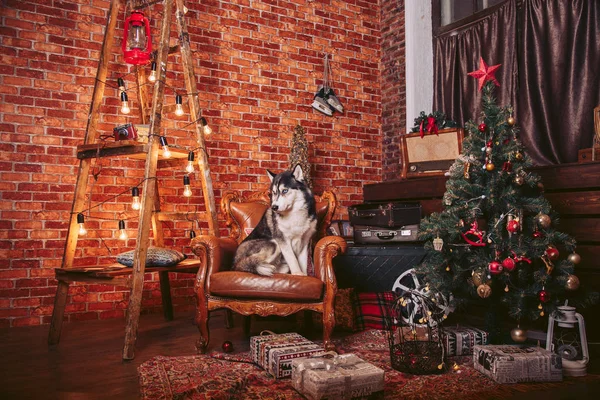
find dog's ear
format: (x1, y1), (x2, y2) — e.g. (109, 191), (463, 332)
(292, 164), (304, 182)
(267, 169), (276, 183)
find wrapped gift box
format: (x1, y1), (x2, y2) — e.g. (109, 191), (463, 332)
(442, 325), (489, 356)
(250, 332), (324, 379)
(473, 345), (562, 384)
(292, 353), (385, 400)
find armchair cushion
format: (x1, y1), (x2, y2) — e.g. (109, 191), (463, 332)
(209, 271), (323, 301)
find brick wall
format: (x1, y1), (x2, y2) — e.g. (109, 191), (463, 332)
(0, 0), (406, 327)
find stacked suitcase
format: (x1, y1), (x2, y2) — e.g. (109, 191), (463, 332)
(348, 202), (422, 245)
(332, 201), (425, 293)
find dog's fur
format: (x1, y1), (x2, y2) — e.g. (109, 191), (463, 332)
(232, 165), (317, 276)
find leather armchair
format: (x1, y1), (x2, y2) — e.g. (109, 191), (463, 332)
(192, 190), (347, 352)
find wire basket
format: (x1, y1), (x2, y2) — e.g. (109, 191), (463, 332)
(385, 289), (447, 375)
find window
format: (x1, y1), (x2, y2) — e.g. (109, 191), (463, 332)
(432, 0), (507, 35)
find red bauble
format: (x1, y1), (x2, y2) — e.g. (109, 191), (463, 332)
(546, 246), (559, 261)
(506, 220), (520, 233)
(222, 340), (233, 353)
(502, 257), (516, 271)
(538, 290), (550, 303)
(532, 231), (544, 239)
(479, 123), (487, 132)
(488, 260), (503, 275)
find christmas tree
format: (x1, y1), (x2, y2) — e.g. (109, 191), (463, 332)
(290, 124), (312, 189)
(416, 58), (595, 341)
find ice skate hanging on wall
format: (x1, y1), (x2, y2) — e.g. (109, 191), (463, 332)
(312, 54), (344, 116)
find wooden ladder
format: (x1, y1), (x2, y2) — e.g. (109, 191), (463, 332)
(47, 0), (219, 360)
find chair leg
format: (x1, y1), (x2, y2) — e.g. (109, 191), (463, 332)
(322, 308), (336, 351)
(195, 296), (210, 354)
(158, 271), (173, 321)
(48, 280), (70, 345)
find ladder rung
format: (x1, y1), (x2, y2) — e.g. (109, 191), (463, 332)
(77, 140), (188, 161)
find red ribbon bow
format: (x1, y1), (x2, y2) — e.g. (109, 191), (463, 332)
(420, 116), (439, 138)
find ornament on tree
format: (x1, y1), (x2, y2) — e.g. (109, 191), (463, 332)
(471, 270), (490, 286)
(502, 256), (516, 272)
(504, 284), (510, 292)
(222, 340), (234, 353)
(506, 219), (520, 233)
(467, 57), (501, 90)
(538, 289), (550, 303)
(485, 162), (495, 171)
(514, 151), (523, 161)
(565, 275), (581, 291)
(537, 213), (551, 229)
(532, 230), (544, 239)
(477, 284), (492, 298)
(510, 326), (527, 343)
(507, 115), (516, 126)
(464, 161), (471, 180)
(478, 123), (487, 132)
(461, 221), (486, 247)
(567, 252), (581, 265)
(541, 255), (554, 275)
(502, 160), (513, 173)
(545, 246), (559, 261)
(433, 236), (444, 251)
(514, 174), (525, 185)
(488, 260), (503, 275)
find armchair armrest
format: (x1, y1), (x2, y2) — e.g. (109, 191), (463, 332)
(313, 235), (347, 284)
(191, 235), (238, 292)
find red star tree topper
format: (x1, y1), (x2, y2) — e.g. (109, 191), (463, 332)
(468, 57), (501, 90)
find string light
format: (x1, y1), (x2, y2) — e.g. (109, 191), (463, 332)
(117, 77), (126, 92)
(120, 92), (130, 114)
(200, 117), (212, 135)
(148, 61), (157, 82)
(189, 230), (196, 239)
(185, 151), (195, 173)
(175, 94), (184, 116)
(118, 219), (127, 240)
(131, 187), (141, 210)
(77, 213), (87, 236)
(159, 136), (171, 158)
(183, 175), (192, 197)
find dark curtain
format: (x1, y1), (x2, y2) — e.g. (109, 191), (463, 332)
(433, 0), (600, 165)
(519, 0), (600, 164)
(433, 0), (517, 130)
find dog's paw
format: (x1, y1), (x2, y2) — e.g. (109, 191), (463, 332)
(256, 264), (276, 277)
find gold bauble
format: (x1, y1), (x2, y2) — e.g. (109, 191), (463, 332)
(507, 116), (516, 126)
(567, 252), (581, 265)
(477, 284), (492, 298)
(565, 275), (580, 291)
(514, 175), (524, 185)
(537, 213), (552, 229)
(510, 326), (527, 343)
(515, 151), (523, 161)
(472, 271), (490, 286)
(485, 162), (495, 171)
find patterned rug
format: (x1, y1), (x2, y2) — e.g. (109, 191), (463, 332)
(138, 330), (508, 399)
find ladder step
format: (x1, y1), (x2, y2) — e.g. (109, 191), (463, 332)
(77, 140), (188, 161)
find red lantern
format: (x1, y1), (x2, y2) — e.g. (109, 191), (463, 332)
(122, 11), (152, 65)
(488, 260), (503, 275)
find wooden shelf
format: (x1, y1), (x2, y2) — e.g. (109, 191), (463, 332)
(55, 259), (201, 281)
(77, 141), (188, 161)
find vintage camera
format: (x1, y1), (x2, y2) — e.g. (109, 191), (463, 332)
(113, 123), (138, 141)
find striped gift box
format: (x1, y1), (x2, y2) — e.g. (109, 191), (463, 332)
(250, 331), (324, 379)
(442, 325), (489, 356)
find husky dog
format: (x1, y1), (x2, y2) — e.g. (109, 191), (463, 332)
(233, 165), (317, 276)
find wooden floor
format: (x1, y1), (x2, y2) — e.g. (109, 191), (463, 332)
(1, 311), (600, 400)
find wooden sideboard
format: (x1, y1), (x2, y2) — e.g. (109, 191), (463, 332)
(363, 162), (600, 342)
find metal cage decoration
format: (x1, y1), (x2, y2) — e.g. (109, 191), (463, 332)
(385, 288), (447, 375)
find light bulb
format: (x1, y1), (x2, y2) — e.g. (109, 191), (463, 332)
(200, 117), (212, 135)
(131, 187), (141, 210)
(120, 92), (130, 114)
(159, 136), (171, 158)
(185, 151), (195, 173)
(118, 220), (127, 241)
(77, 213), (87, 236)
(183, 175), (192, 197)
(175, 94), (184, 116)
(148, 61), (157, 82)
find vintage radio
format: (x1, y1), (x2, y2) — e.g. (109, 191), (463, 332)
(399, 128), (464, 179)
